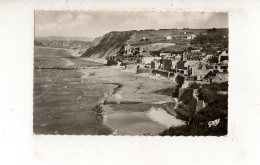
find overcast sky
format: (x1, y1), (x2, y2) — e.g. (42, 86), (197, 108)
(35, 11), (228, 38)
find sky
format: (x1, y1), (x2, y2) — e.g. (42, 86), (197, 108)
(35, 11), (228, 38)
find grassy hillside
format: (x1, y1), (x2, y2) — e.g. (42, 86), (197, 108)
(81, 28), (228, 59)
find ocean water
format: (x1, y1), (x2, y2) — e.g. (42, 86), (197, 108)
(33, 47), (112, 135)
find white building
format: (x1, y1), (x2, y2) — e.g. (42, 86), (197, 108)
(124, 44), (133, 55)
(175, 54), (182, 61)
(165, 36), (172, 40)
(187, 34), (196, 40)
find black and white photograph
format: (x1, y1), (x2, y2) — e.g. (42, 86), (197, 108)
(2, 0), (260, 165)
(34, 11), (229, 136)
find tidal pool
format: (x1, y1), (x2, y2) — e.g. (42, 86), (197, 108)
(103, 104), (185, 135)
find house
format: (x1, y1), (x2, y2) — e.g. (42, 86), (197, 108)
(216, 60), (229, 72)
(187, 34), (196, 40)
(124, 44), (133, 55)
(176, 61), (186, 74)
(163, 58), (173, 71)
(212, 72), (228, 83)
(203, 70), (219, 82)
(218, 64), (228, 73)
(183, 52), (190, 61)
(190, 62), (201, 77)
(183, 61), (190, 75)
(196, 65), (211, 80)
(175, 54), (182, 61)
(151, 59), (161, 69)
(218, 51), (228, 63)
(171, 60), (178, 71)
(184, 61), (199, 75)
(165, 36), (172, 40)
(138, 45), (149, 53)
(142, 57), (155, 65)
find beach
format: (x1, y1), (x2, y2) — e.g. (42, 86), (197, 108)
(33, 47), (185, 135)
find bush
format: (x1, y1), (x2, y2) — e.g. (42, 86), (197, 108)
(190, 34), (228, 50)
(198, 82), (228, 103)
(160, 95), (228, 136)
(189, 82), (201, 89)
(198, 88), (217, 103)
(172, 84), (182, 98)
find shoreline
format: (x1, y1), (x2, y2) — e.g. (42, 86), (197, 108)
(35, 46), (185, 135)
(34, 45), (70, 50)
(81, 57), (107, 64)
(77, 65), (185, 135)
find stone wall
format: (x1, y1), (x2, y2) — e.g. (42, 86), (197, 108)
(136, 68), (153, 74)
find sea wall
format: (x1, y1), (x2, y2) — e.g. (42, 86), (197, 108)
(106, 60), (118, 66)
(136, 68), (153, 74)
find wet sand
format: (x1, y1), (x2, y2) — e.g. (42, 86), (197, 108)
(79, 66), (186, 135)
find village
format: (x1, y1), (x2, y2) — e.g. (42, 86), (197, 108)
(106, 30), (228, 85)
(104, 30), (228, 135)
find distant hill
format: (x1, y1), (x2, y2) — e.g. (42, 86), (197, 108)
(81, 28), (228, 58)
(35, 36), (94, 42)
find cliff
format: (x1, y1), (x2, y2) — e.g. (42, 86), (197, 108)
(81, 31), (135, 58)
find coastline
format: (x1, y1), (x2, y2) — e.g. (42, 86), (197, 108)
(34, 46), (185, 135)
(34, 45), (70, 50)
(77, 62), (185, 135)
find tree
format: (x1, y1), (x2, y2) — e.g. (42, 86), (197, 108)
(207, 55), (218, 63)
(172, 75), (185, 98)
(160, 83), (228, 136)
(175, 75), (185, 85)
